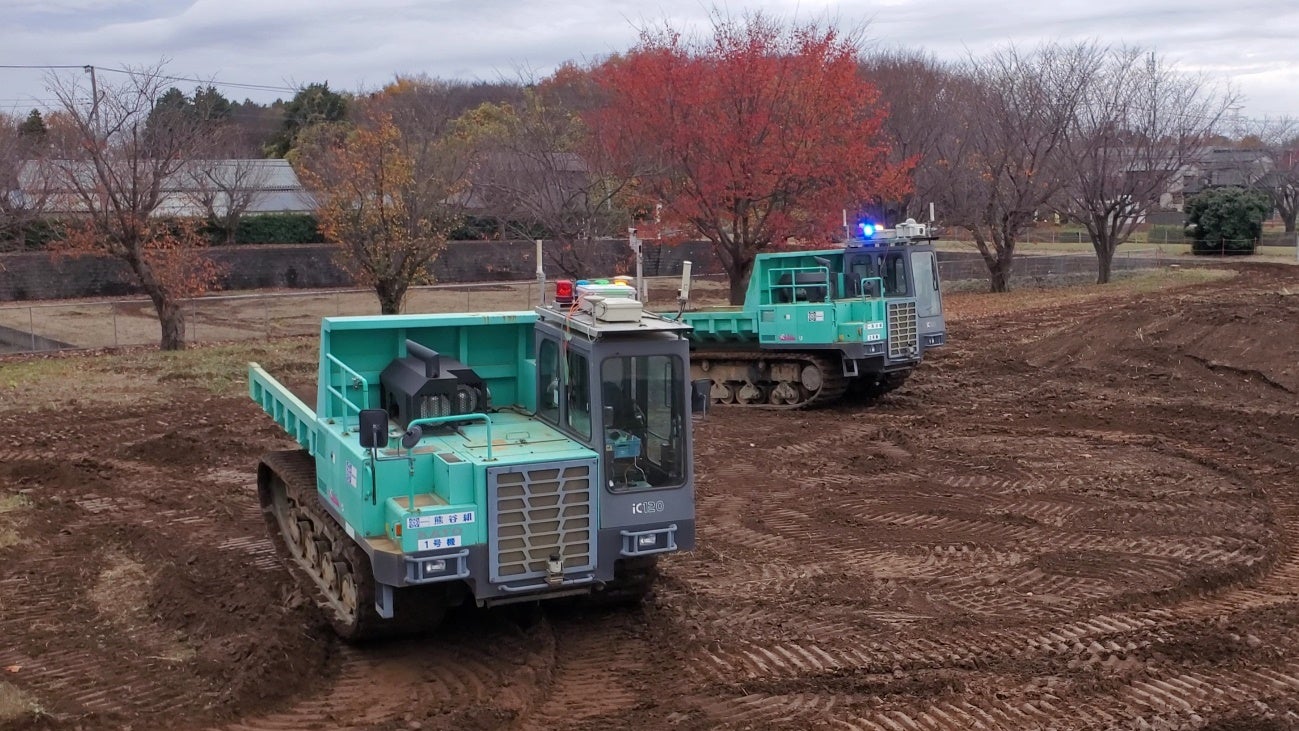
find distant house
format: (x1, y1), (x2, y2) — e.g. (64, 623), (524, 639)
(456, 150), (592, 218)
(1180, 148), (1274, 198)
(13, 158), (315, 217)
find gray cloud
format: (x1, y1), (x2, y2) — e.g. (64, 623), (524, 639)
(1, 0), (1296, 118)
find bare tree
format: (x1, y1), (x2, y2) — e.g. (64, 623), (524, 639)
(1055, 47), (1236, 282)
(861, 50), (955, 226)
(46, 63), (223, 350)
(365, 76), (475, 244)
(183, 148), (274, 244)
(1240, 118), (1299, 234)
(931, 44), (1096, 292)
(462, 73), (634, 278)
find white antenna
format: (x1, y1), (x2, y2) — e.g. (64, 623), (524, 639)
(535, 239), (546, 305)
(677, 260), (693, 316)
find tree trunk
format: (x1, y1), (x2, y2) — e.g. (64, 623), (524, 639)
(1096, 244), (1115, 284)
(726, 258), (753, 305)
(133, 254), (187, 350)
(376, 279), (406, 315)
(988, 261), (1011, 293)
(971, 229), (1013, 293)
(153, 295), (187, 351)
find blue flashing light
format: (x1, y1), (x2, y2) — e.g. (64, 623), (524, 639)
(857, 222), (877, 238)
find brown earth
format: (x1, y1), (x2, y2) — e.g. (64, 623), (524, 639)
(3, 264), (1299, 730)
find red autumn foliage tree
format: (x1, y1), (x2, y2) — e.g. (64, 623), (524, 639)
(587, 13), (909, 303)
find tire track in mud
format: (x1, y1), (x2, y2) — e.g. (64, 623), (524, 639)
(0, 455), (292, 722)
(7, 271), (1299, 729)
(219, 623), (555, 731)
(0, 511), (196, 719)
(678, 398), (1294, 728)
(517, 613), (651, 730)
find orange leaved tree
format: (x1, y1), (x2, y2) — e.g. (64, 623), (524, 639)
(588, 13), (909, 303)
(299, 109), (448, 315)
(46, 64), (225, 350)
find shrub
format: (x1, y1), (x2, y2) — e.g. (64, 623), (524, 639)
(1185, 187), (1270, 255)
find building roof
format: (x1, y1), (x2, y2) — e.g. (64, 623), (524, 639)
(14, 158), (316, 215)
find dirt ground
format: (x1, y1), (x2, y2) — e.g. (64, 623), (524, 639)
(3, 264), (1299, 730)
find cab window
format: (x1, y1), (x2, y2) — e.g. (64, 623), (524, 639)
(880, 252), (910, 296)
(566, 350), (591, 438)
(911, 250), (942, 317)
(538, 339), (559, 423)
(601, 355), (685, 492)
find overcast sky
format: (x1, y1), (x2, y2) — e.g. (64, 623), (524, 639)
(2, 0), (1297, 124)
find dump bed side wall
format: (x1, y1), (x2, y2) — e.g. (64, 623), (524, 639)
(249, 362), (318, 454)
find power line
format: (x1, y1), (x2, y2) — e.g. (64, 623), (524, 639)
(0, 63), (299, 95)
(0, 64), (86, 70)
(95, 66), (298, 94)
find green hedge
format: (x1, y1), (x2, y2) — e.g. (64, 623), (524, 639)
(0, 213), (323, 251)
(227, 213), (322, 244)
(0, 218), (68, 252)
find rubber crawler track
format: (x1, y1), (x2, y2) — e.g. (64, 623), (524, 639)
(693, 350), (849, 409)
(258, 449), (444, 641)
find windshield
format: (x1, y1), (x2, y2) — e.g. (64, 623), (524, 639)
(601, 354), (686, 492)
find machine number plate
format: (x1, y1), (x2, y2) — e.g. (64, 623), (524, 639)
(407, 511), (475, 529)
(417, 536), (461, 551)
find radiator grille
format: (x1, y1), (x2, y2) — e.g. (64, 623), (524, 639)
(887, 301), (919, 360)
(488, 459), (595, 583)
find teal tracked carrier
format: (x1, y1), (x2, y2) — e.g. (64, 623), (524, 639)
(676, 221), (947, 408)
(249, 299), (704, 640)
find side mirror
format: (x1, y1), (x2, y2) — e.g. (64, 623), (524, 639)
(358, 409), (389, 449)
(401, 425), (424, 450)
(690, 379), (713, 416)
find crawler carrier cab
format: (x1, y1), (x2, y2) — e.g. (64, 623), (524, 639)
(249, 294), (703, 640)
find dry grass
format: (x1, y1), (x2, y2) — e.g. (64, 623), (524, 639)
(944, 267), (1236, 323)
(90, 553), (195, 664)
(0, 267), (1241, 414)
(0, 681), (40, 723)
(0, 494), (30, 550)
(0, 275), (728, 351)
(0, 337), (318, 413)
(937, 239), (1299, 263)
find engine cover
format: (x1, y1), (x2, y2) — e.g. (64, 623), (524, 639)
(380, 340), (489, 428)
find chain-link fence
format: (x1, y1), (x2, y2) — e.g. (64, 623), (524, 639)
(0, 252), (1180, 355)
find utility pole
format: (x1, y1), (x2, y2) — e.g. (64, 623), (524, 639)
(83, 65), (98, 129)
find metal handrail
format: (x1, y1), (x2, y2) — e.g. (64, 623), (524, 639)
(765, 265), (832, 304)
(324, 353), (369, 426)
